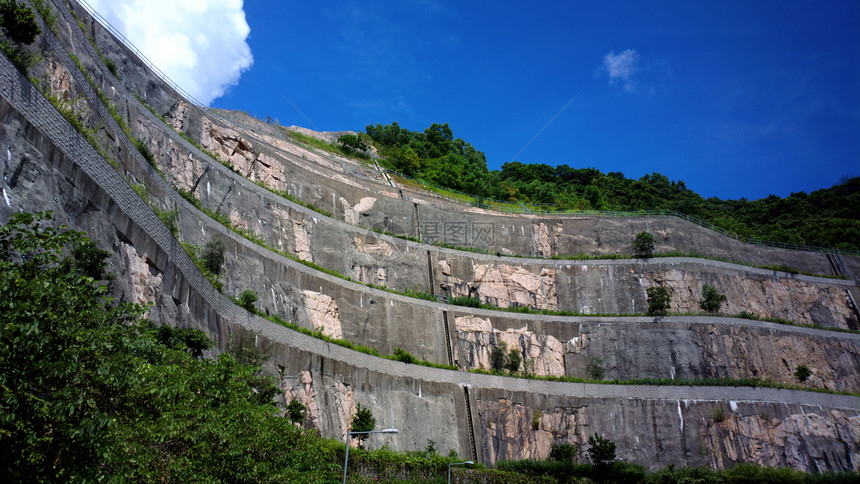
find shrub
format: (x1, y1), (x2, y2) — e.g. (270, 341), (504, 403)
(201, 237), (226, 275)
(133, 138), (155, 167)
(0, 0), (40, 45)
(506, 348), (522, 373)
(586, 357), (605, 380)
(154, 207), (179, 236)
(586, 433), (616, 467)
(238, 289), (258, 311)
(286, 399), (306, 424)
(794, 364), (812, 383)
(450, 296), (482, 308)
(490, 343), (507, 371)
(632, 231), (655, 258)
(738, 310), (759, 320)
(646, 286), (672, 316)
(532, 410), (542, 430)
(393, 347), (417, 364)
(548, 443), (577, 463)
(350, 403), (375, 448)
(712, 405), (726, 423)
(699, 284), (727, 313)
(337, 134), (369, 152)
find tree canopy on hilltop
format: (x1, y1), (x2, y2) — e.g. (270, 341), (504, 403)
(366, 122), (860, 251)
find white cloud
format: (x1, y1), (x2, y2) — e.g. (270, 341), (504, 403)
(600, 49), (640, 93)
(88, 0), (253, 105)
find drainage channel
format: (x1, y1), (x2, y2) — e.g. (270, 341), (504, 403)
(462, 386), (478, 463)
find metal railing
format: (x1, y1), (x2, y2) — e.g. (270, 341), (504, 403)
(76, 0), (207, 109)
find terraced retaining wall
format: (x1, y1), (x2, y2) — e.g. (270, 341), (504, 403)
(1, 0), (858, 473)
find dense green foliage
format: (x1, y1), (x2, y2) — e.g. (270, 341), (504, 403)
(366, 122), (860, 251)
(700, 284), (728, 313)
(633, 231), (656, 258)
(0, 0), (39, 45)
(0, 0), (41, 71)
(351, 403), (376, 448)
(795, 365), (812, 383)
(0, 212), (341, 481)
(238, 288), (259, 311)
(587, 433), (617, 467)
(496, 459), (860, 484)
(1, 214), (854, 481)
(646, 286), (672, 316)
(201, 236), (226, 275)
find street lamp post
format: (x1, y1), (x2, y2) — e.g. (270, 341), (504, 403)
(447, 460), (474, 483)
(342, 428), (398, 484)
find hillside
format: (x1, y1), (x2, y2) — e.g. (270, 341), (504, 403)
(0, 0), (859, 478)
(367, 122), (860, 251)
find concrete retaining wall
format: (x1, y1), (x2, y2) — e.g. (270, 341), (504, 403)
(1, 0), (857, 473)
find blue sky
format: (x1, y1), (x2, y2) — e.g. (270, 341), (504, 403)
(89, 1), (859, 200)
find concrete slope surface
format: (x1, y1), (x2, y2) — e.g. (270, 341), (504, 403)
(0, 0), (858, 473)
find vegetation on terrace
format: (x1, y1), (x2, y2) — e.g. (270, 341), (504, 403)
(2, 212), (855, 482)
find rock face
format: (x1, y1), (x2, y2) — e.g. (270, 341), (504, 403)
(534, 223), (563, 257)
(442, 261), (558, 310)
(120, 242), (163, 312)
(475, 390), (860, 471)
(691, 325), (860, 392)
(701, 410), (860, 473)
(454, 316), (565, 376)
(480, 397), (585, 463)
(641, 269), (856, 328)
(283, 370), (319, 429)
(302, 290), (343, 339)
(343, 197), (377, 225)
(292, 220), (312, 261)
(566, 321), (860, 392)
(438, 259), (856, 329)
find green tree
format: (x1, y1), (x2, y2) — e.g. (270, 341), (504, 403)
(0, 0), (40, 45)
(0, 212), (143, 479)
(350, 402), (376, 449)
(0, 212), (341, 482)
(548, 443), (578, 463)
(646, 286), (672, 316)
(632, 231), (655, 258)
(337, 134), (369, 152)
(506, 348), (522, 373)
(587, 433), (616, 467)
(201, 236), (226, 275)
(0, 0), (41, 71)
(286, 399), (307, 424)
(490, 343), (507, 371)
(794, 365), (812, 383)
(699, 284), (727, 313)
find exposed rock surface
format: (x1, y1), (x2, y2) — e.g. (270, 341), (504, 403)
(480, 397), (586, 463)
(642, 269), (855, 328)
(302, 290), (343, 339)
(442, 262), (558, 310)
(283, 370), (319, 429)
(702, 410), (860, 473)
(343, 196), (377, 225)
(292, 220), (312, 261)
(534, 222), (563, 257)
(120, 242), (163, 313)
(454, 316), (565, 376)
